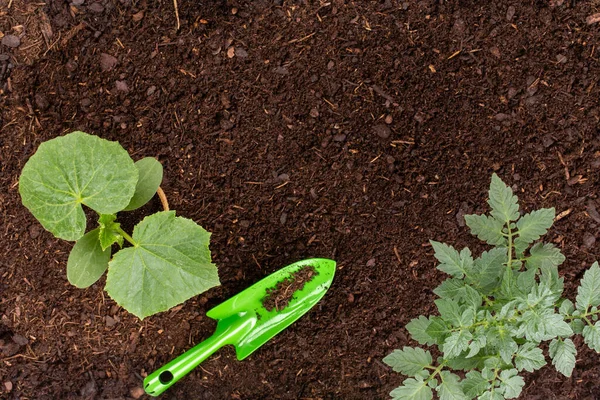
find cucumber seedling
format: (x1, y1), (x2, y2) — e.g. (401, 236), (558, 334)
(19, 131), (220, 319)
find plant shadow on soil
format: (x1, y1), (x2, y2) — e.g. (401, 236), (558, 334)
(2, 0), (600, 399)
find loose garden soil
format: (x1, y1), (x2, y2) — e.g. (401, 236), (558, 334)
(262, 265), (317, 312)
(2, 0), (600, 399)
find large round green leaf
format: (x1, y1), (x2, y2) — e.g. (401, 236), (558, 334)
(105, 211), (220, 319)
(19, 131), (138, 241)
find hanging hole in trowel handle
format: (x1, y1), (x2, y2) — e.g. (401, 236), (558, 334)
(159, 370), (174, 384)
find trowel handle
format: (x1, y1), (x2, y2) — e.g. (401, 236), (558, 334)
(143, 312), (255, 397)
(143, 332), (226, 396)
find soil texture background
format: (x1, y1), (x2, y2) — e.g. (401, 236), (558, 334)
(2, 0), (600, 399)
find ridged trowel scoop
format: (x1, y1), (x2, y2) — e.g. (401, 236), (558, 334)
(144, 258), (336, 396)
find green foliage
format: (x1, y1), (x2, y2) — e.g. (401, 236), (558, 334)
(105, 211), (220, 319)
(20, 132), (220, 319)
(384, 174), (600, 399)
(19, 131), (138, 240)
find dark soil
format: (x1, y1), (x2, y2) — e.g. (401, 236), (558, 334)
(262, 265), (317, 312)
(2, 0), (600, 399)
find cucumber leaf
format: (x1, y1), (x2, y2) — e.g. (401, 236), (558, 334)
(123, 157), (163, 211)
(19, 131), (138, 241)
(105, 211), (220, 319)
(67, 228), (111, 288)
(98, 214), (123, 250)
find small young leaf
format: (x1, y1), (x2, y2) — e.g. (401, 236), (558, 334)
(488, 173), (520, 223)
(406, 316), (436, 346)
(98, 214), (123, 250)
(549, 338), (576, 377)
(390, 378), (433, 400)
(576, 262), (600, 312)
(123, 157), (163, 211)
(514, 343), (546, 372)
(430, 241), (474, 279)
(105, 211), (220, 319)
(513, 208), (555, 251)
(67, 228), (110, 288)
(498, 369), (524, 399)
(19, 131), (138, 241)
(383, 347), (432, 376)
(464, 214), (506, 246)
(558, 299), (575, 315)
(437, 371), (468, 400)
(582, 322), (600, 352)
(461, 371), (490, 398)
(443, 330), (472, 358)
(571, 319), (585, 334)
(466, 335), (486, 358)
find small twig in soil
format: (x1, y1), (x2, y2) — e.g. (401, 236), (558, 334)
(157, 187), (170, 211)
(173, 0), (180, 30)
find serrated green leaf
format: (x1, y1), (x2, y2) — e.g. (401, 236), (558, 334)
(571, 319), (585, 334)
(67, 228), (110, 288)
(582, 321), (600, 352)
(478, 392), (504, 400)
(488, 173), (520, 223)
(522, 310), (572, 342)
(105, 211), (220, 319)
(435, 299), (463, 326)
(464, 214), (507, 246)
(513, 208), (555, 253)
(516, 268), (537, 296)
(123, 157), (163, 211)
(473, 248), (507, 293)
(383, 347), (433, 376)
(497, 333), (518, 364)
(462, 371), (490, 398)
(406, 316), (436, 346)
(437, 371), (468, 400)
(426, 317), (450, 342)
(446, 355), (484, 370)
(431, 241), (474, 279)
(514, 343), (546, 372)
(498, 369), (524, 399)
(390, 378), (433, 400)
(499, 267), (515, 300)
(526, 282), (560, 310)
(459, 308), (475, 327)
(526, 242), (565, 272)
(558, 299), (575, 315)
(466, 335), (486, 358)
(462, 285), (482, 310)
(576, 262), (600, 312)
(443, 330), (472, 358)
(549, 338), (576, 377)
(98, 213), (123, 250)
(434, 279), (466, 301)
(19, 131), (138, 241)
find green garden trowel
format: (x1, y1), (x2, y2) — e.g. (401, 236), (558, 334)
(143, 258), (336, 396)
